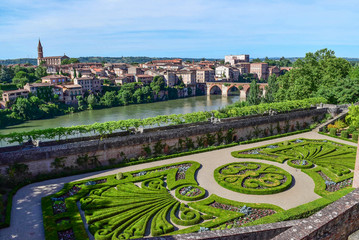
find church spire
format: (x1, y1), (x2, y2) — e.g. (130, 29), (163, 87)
(37, 38), (44, 65)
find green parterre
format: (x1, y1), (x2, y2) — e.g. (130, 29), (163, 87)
(214, 162), (292, 195)
(231, 138), (355, 195)
(42, 161), (244, 240)
(42, 138), (356, 240)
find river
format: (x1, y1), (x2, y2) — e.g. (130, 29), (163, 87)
(0, 95), (240, 136)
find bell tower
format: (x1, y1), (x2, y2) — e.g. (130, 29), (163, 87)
(37, 39), (43, 65)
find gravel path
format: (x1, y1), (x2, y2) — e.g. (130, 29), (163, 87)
(0, 131), (355, 239)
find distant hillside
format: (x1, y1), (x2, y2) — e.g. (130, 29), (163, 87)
(77, 56), (221, 64)
(0, 58), (37, 65)
(1, 56), (358, 66)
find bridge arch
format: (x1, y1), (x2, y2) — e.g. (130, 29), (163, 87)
(226, 85), (241, 96)
(208, 85), (222, 95)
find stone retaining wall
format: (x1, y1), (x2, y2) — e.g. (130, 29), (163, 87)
(0, 108), (327, 175)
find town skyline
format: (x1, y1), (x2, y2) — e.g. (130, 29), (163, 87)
(1, 0), (359, 59)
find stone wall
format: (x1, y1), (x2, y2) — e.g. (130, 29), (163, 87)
(0, 108), (327, 175)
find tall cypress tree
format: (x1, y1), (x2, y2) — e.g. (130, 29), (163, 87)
(247, 80), (262, 105)
(264, 74), (279, 103)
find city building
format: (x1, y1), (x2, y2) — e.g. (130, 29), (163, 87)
(268, 66), (281, 77)
(74, 76), (102, 93)
(127, 66), (145, 75)
(41, 74), (69, 85)
(24, 82), (53, 95)
(225, 55), (250, 65)
(0, 89), (29, 108)
(37, 39), (69, 66)
(176, 70), (196, 85)
(61, 84), (83, 105)
(250, 62), (269, 80)
(196, 68), (215, 83)
(135, 74), (154, 84)
(215, 66), (240, 81)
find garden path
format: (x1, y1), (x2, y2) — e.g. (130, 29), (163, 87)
(0, 131), (356, 240)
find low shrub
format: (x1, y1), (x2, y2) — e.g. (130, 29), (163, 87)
(329, 128), (337, 136)
(341, 130), (349, 139)
(352, 131), (359, 142)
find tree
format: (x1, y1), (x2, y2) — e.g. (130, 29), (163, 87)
(77, 95), (87, 110)
(61, 58), (80, 65)
(12, 71), (30, 88)
(12, 96), (42, 120)
(150, 76), (166, 95)
(0, 67), (15, 83)
(346, 105), (359, 128)
(251, 58), (262, 63)
(118, 90), (132, 105)
(317, 78), (359, 104)
(35, 66), (47, 79)
(263, 74), (279, 103)
(87, 94), (98, 109)
(247, 80), (262, 105)
(276, 48), (351, 101)
(101, 91), (118, 107)
(36, 86), (54, 102)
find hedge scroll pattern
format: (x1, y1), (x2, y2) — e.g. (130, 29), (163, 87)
(231, 139), (356, 195)
(214, 162), (293, 195)
(42, 161), (249, 239)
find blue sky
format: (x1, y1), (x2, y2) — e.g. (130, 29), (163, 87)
(0, 0), (358, 59)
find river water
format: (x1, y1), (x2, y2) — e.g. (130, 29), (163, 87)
(0, 95), (240, 136)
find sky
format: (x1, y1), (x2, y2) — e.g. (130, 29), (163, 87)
(0, 0), (358, 59)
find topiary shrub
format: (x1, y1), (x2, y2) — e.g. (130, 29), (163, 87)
(341, 130), (349, 139)
(329, 128), (337, 136)
(352, 132), (359, 142)
(347, 125), (357, 134)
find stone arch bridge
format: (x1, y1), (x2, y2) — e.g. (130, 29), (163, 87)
(206, 82), (268, 98)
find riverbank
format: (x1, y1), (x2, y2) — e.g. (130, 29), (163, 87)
(0, 95), (240, 136)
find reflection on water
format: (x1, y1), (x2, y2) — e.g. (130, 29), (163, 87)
(1, 95), (240, 135)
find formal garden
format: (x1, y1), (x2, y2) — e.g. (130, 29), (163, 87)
(41, 138), (356, 240)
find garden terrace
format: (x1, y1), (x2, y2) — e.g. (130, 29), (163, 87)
(39, 135), (356, 239)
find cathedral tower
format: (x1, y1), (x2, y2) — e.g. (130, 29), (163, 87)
(37, 39), (43, 65)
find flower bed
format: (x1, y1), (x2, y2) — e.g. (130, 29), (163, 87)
(175, 185), (206, 201)
(318, 171), (353, 192)
(57, 229), (75, 240)
(210, 201), (277, 229)
(287, 159), (313, 169)
(52, 200), (66, 215)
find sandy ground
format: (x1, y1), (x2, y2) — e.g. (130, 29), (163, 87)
(0, 131), (356, 239)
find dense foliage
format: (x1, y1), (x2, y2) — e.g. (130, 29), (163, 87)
(0, 77), (195, 129)
(275, 49), (359, 104)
